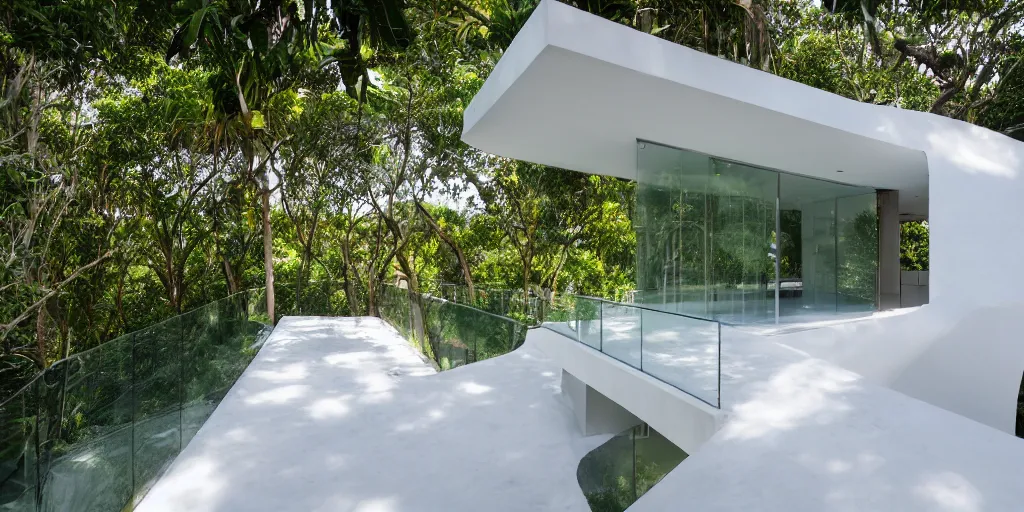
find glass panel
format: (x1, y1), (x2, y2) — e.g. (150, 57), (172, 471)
(431, 300), (471, 370)
(0, 377), (39, 512)
(387, 289), (524, 369)
(470, 304), (506, 361)
(575, 297), (603, 350)
(633, 427), (687, 498)
(0, 290), (270, 512)
(636, 141), (711, 317)
(180, 303), (216, 447)
(600, 303), (641, 369)
(640, 310), (720, 406)
(132, 318), (182, 498)
(379, 287), (412, 339)
(41, 338), (135, 511)
(181, 294), (252, 447)
(510, 323), (527, 352)
(577, 427), (635, 511)
(837, 193), (879, 312)
(576, 425), (688, 512)
(793, 194), (838, 317)
(35, 359), (65, 503)
(247, 287), (271, 325)
(637, 140), (880, 324)
(540, 295), (578, 340)
(779, 173), (877, 320)
(708, 159), (778, 323)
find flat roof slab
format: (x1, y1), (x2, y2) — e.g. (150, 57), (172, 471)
(136, 317), (604, 512)
(463, 0), (932, 215)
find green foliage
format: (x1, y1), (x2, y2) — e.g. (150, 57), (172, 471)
(901, 221), (929, 271)
(579, 425), (687, 512)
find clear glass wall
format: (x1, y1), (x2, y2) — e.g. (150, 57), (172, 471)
(636, 140), (878, 324)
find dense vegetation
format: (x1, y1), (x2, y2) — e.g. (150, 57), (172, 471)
(2, 0), (1017, 404)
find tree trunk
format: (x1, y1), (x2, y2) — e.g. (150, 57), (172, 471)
(261, 169), (276, 324)
(367, 278), (377, 317)
(394, 251), (427, 354)
(222, 254), (239, 295)
(116, 270), (126, 328)
(340, 238), (361, 316)
(416, 202), (475, 302)
(521, 257), (531, 305)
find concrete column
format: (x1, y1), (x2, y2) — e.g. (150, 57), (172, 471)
(878, 190), (901, 310)
(561, 370), (640, 436)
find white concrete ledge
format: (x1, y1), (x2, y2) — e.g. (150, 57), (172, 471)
(529, 327), (725, 454)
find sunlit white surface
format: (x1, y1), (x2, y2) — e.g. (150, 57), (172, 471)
(529, 323), (1024, 511)
(136, 317), (605, 512)
(628, 333), (1024, 511)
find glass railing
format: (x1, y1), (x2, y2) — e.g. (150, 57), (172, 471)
(539, 296), (722, 409)
(378, 286), (527, 370)
(0, 290), (271, 512)
(434, 285), (550, 325)
(577, 424), (687, 512)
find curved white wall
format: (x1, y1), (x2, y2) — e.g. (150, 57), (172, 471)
(768, 303), (1024, 434)
(463, 0), (1024, 435)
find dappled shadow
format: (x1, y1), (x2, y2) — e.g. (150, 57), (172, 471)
(628, 330), (1024, 511)
(136, 316), (604, 512)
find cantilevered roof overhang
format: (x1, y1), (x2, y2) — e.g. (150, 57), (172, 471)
(462, 0), (930, 217)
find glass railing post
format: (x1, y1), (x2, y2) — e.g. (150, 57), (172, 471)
(599, 301), (604, 352)
(506, 321), (512, 353)
(130, 332), (137, 498)
(639, 308), (644, 372)
(178, 317), (184, 455)
(717, 322), (722, 409)
(33, 379), (42, 511)
(631, 427), (638, 503)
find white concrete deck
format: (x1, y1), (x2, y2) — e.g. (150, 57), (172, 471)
(134, 313), (1024, 512)
(634, 361), (1024, 511)
(535, 318), (1024, 511)
(136, 316), (605, 512)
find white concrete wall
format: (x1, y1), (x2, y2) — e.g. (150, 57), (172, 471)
(560, 370), (641, 436)
(878, 191), (901, 309)
(464, 0), (1024, 436)
(765, 302), (1024, 434)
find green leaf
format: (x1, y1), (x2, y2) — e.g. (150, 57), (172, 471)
(251, 110), (265, 130)
(184, 6), (211, 48)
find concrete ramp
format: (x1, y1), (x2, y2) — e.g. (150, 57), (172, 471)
(136, 317), (605, 512)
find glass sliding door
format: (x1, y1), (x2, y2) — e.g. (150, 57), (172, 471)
(707, 159), (777, 323)
(636, 141), (711, 317)
(636, 140), (879, 324)
(778, 174), (877, 320)
(837, 193), (879, 312)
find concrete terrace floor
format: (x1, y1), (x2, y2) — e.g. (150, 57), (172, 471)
(136, 316), (607, 512)
(542, 315), (1024, 511)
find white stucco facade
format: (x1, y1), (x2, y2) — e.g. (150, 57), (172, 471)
(462, 0), (1024, 435)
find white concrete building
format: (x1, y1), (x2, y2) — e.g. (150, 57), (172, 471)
(462, 0), (1024, 438)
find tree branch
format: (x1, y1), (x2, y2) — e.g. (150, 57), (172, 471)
(1, 249), (115, 340)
